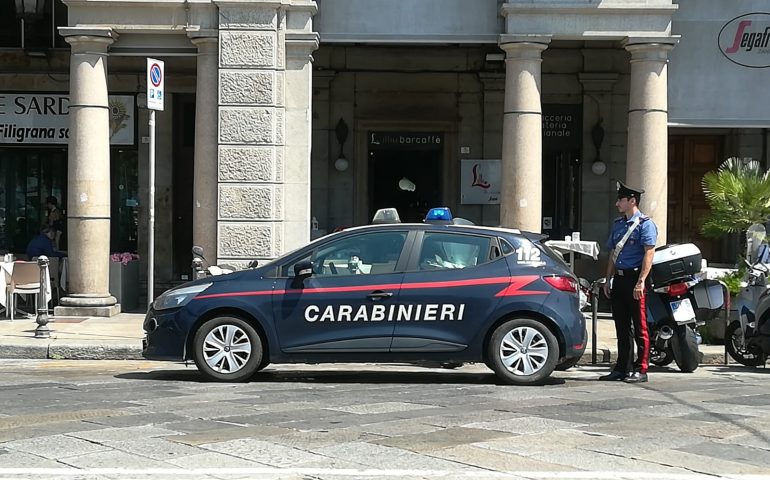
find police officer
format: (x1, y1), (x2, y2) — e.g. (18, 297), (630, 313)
(600, 181), (658, 383)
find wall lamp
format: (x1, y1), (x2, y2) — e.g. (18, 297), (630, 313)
(591, 118), (607, 175)
(334, 117), (349, 172)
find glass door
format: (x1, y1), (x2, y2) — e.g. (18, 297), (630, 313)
(0, 148), (67, 254)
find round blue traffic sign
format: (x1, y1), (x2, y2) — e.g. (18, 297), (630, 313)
(150, 64), (162, 87)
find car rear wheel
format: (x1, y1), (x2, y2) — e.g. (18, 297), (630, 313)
(487, 318), (558, 385)
(193, 316), (263, 382)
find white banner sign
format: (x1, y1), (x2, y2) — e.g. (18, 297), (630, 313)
(460, 159), (501, 205)
(0, 93), (135, 145)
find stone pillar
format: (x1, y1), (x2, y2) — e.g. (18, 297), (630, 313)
(499, 36), (550, 232)
(189, 32), (218, 259)
(215, 1), (318, 264)
(284, 6), (320, 252)
(56, 27), (119, 317)
(624, 38), (677, 245)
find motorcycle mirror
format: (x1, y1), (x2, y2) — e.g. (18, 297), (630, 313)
(247, 259), (259, 269)
(192, 245), (205, 258)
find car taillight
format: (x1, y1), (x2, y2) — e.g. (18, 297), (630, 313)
(666, 282), (689, 297)
(544, 275), (578, 293)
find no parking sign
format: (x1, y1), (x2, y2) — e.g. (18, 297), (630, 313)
(146, 58), (164, 111)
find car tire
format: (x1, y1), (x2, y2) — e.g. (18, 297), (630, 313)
(487, 318), (559, 385)
(192, 316), (263, 382)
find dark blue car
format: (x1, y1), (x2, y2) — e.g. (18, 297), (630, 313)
(143, 212), (586, 385)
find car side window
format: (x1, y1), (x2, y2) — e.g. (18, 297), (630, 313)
(282, 231), (407, 277)
(418, 232), (491, 271)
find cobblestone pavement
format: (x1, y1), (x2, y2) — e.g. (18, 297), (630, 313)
(0, 360), (768, 480)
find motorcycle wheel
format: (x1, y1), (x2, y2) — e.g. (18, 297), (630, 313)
(670, 324), (701, 373)
(649, 346), (674, 367)
(725, 320), (767, 367)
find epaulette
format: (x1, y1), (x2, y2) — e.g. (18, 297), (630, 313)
(613, 216), (625, 223)
(639, 214), (650, 223)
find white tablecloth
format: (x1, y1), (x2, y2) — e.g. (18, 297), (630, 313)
(0, 261), (53, 311)
(545, 240), (601, 260)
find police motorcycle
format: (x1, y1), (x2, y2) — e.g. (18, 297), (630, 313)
(725, 223), (770, 367)
(645, 243), (724, 372)
(191, 245), (256, 280)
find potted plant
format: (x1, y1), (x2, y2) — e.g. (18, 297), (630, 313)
(109, 252), (140, 311)
(700, 157), (770, 342)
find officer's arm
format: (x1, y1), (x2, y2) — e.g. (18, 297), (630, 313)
(638, 246), (655, 286)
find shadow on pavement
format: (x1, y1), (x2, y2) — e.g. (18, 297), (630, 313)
(115, 367), (566, 386)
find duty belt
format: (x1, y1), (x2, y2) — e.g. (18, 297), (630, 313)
(615, 268), (640, 276)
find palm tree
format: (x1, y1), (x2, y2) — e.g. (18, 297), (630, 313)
(700, 157), (770, 238)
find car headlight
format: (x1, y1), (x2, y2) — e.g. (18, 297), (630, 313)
(153, 283), (212, 311)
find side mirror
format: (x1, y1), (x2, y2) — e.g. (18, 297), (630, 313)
(247, 259), (259, 269)
(292, 260), (313, 288)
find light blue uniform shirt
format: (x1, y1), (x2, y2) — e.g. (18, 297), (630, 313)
(606, 211), (658, 269)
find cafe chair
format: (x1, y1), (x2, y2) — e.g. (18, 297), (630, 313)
(7, 261), (41, 321)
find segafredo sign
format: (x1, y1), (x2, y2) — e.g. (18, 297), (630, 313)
(719, 12), (770, 68)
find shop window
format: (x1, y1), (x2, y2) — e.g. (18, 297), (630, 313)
(111, 149), (139, 253)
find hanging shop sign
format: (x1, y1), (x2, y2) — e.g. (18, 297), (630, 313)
(460, 159), (500, 205)
(0, 93), (135, 145)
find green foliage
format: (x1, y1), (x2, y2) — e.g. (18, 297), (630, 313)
(717, 267), (745, 297)
(700, 157), (770, 238)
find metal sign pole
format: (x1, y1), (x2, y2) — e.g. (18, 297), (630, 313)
(148, 109), (156, 307)
(146, 57), (164, 308)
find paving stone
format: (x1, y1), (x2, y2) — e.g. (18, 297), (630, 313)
(677, 441), (770, 468)
(636, 449), (769, 475)
(162, 419), (250, 434)
(530, 449), (692, 474)
(417, 409), (523, 428)
(313, 441), (478, 472)
(432, 444), (573, 471)
(473, 429), (616, 457)
(99, 436), (205, 460)
(464, 416), (585, 434)
(57, 449), (175, 469)
(0, 433), (109, 459)
(370, 427), (511, 453)
(200, 437), (326, 467)
(165, 425), (292, 446)
(326, 401), (434, 415)
(0, 449), (64, 467)
(164, 451), (267, 468)
(0, 420), (104, 443)
(352, 418), (444, 437)
(267, 428), (386, 449)
(84, 412), (190, 428)
(67, 425), (183, 442)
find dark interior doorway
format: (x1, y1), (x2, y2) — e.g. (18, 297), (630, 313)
(172, 95), (195, 279)
(368, 132), (443, 223)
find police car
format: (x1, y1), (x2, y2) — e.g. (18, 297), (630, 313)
(142, 208), (586, 385)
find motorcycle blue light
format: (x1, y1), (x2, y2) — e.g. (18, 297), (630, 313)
(424, 207), (453, 223)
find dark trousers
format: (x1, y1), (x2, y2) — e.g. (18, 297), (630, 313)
(610, 271), (650, 374)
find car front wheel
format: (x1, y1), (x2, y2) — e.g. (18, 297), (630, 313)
(193, 316), (263, 382)
(487, 318), (559, 385)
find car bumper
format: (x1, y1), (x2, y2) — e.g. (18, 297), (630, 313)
(142, 307), (188, 361)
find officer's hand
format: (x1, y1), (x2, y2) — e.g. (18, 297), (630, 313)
(633, 282), (645, 300)
(603, 280), (611, 298)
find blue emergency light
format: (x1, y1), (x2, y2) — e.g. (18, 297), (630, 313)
(424, 207), (453, 224)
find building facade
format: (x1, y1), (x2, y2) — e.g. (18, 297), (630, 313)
(0, 0), (767, 314)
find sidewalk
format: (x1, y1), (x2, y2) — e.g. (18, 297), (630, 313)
(0, 311), (728, 364)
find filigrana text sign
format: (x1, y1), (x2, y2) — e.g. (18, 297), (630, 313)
(460, 159), (501, 205)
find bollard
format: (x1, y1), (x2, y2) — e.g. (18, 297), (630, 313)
(717, 280), (730, 366)
(35, 255), (51, 339)
(590, 278), (606, 365)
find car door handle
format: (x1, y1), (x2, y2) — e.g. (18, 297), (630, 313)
(367, 291), (393, 300)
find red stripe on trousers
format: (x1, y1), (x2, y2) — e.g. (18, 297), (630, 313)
(638, 293), (649, 373)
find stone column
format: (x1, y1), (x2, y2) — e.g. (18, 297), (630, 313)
(498, 35), (550, 232)
(624, 38), (677, 245)
(56, 27), (119, 317)
(284, 7), (320, 252)
(189, 32), (218, 259)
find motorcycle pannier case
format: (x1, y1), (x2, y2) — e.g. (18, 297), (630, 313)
(650, 243), (702, 286)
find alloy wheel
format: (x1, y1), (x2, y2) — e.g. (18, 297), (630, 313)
(499, 326), (549, 376)
(202, 324), (252, 373)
